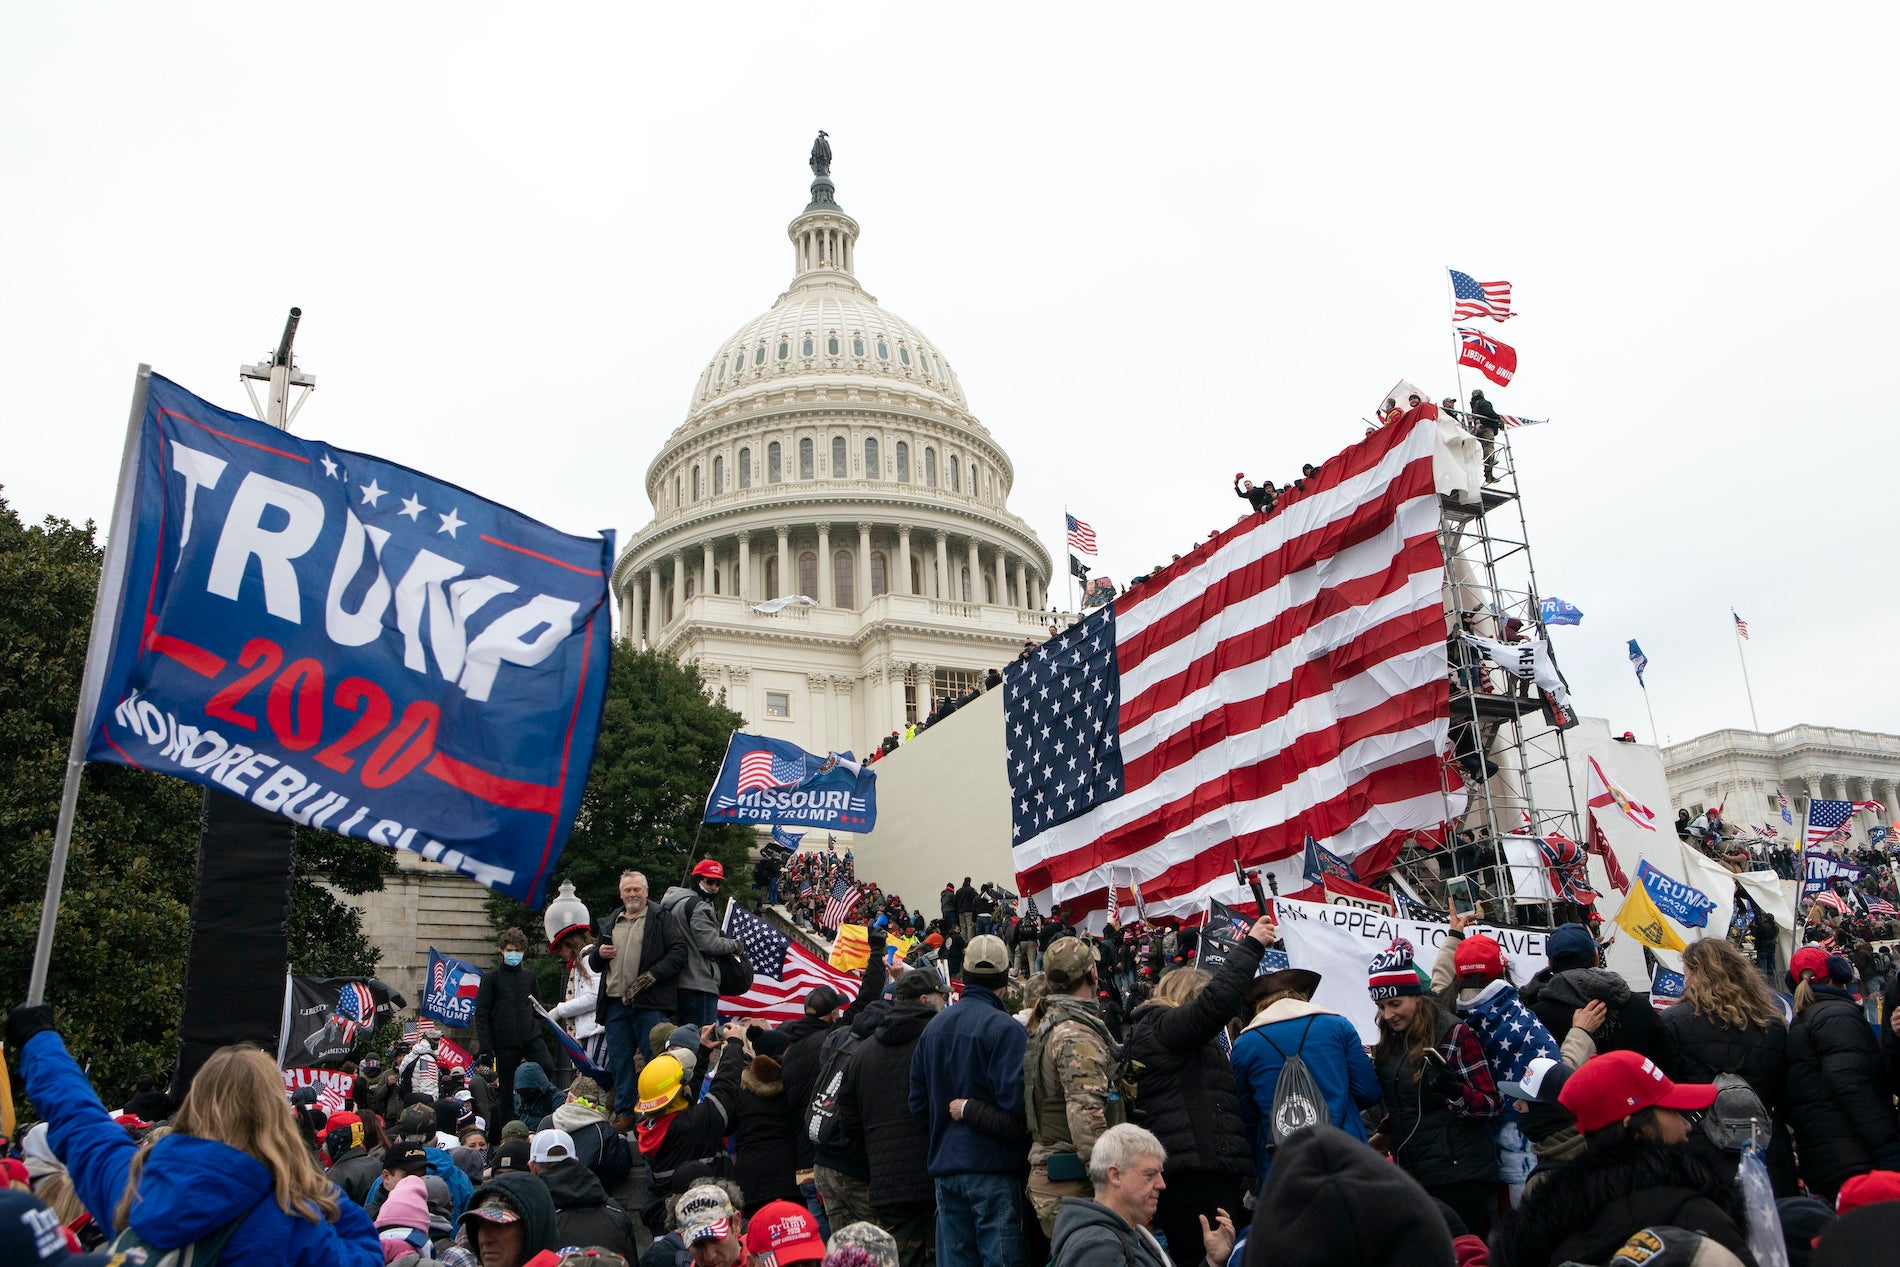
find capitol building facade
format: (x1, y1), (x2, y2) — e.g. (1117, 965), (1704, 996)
(611, 146), (1055, 758)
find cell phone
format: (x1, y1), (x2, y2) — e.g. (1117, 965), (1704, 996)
(1446, 877), (1477, 918)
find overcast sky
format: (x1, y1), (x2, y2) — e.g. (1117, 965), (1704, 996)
(4, 6), (1891, 750)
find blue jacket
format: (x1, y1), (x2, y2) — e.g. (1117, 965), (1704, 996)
(1229, 1001), (1381, 1180)
(362, 1145), (474, 1223)
(22, 1031), (380, 1266)
(908, 984), (1028, 1176)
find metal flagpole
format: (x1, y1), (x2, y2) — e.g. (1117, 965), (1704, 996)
(1446, 267), (1468, 408)
(27, 364), (152, 1005)
(1063, 506), (1075, 616)
(1640, 682), (1661, 750)
(1732, 608), (1761, 732)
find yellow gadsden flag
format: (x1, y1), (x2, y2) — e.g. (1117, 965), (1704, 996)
(1613, 882), (1688, 953)
(829, 923), (871, 971)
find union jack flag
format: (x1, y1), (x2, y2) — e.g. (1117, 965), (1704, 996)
(737, 749), (805, 793)
(822, 879), (862, 930)
(1458, 329), (1499, 354)
(1449, 270), (1515, 321)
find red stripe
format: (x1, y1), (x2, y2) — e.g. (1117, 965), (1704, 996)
(424, 751), (561, 814)
(162, 407), (310, 463)
(147, 633), (227, 678)
(101, 723), (145, 770)
(478, 534), (605, 577)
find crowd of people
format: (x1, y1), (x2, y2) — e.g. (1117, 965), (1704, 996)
(12, 839), (1900, 1267)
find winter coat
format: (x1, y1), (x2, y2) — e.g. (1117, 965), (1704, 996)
(812, 1001), (891, 1181)
(551, 954), (604, 1042)
(1124, 934), (1259, 1179)
(21, 1030), (382, 1266)
(326, 1145), (386, 1206)
(1520, 966), (1662, 1061)
(1374, 1010), (1498, 1191)
(910, 983), (1032, 1176)
(660, 885), (742, 995)
(733, 1056), (802, 1210)
(363, 1148), (474, 1226)
(837, 1001), (938, 1206)
(549, 1099), (625, 1191)
(585, 903), (690, 1022)
(1784, 987), (1900, 1197)
(780, 946), (887, 1169)
(940, 888), (958, 922)
(474, 962), (540, 1052)
(638, 1036), (747, 1196)
(1654, 1002), (1796, 1194)
(1049, 1196), (1171, 1267)
(538, 1158), (637, 1258)
(955, 884), (978, 915)
(466, 1172), (562, 1258)
(513, 1060), (558, 1131)
(1231, 1000), (1382, 1181)
(1490, 1136), (1754, 1267)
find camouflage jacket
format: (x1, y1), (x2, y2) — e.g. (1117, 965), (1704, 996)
(1025, 993), (1115, 1166)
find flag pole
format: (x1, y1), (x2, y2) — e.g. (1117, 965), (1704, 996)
(1445, 267), (1468, 407)
(1063, 505), (1075, 617)
(1640, 681), (1660, 750)
(27, 364), (151, 1006)
(1731, 608), (1761, 732)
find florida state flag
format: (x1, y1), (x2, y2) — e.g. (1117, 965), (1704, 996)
(1456, 328), (1517, 386)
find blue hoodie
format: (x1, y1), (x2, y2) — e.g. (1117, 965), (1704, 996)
(22, 1031), (380, 1266)
(1229, 999), (1382, 1181)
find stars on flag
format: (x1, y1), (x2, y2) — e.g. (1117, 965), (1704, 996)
(359, 478), (386, 507)
(437, 508), (466, 537)
(1449, 269), (1515, 321)
(1066, 513), (1098, 556)
(1733, 610), (1750, 640)
(399, 493), (427, 521)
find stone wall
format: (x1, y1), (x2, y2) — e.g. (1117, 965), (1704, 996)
(324, 852), (496, 1009)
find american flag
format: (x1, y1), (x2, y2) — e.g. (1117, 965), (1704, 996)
(1868, 897), (1899, 919)
(1732, 610), (1750, 641)
(823, 879), (862, 930)
(1500, 415), (1548, 428)
(738, 749), (804, 793)
(316, 1082), (347, 1114)
(1461, 980), (1562, 1098)
(1066, 513), (1098, 556)
(1805, 799), (1855, 846)
(720, 902), (860, 1024)
(1007, 414), (1450, 924)
(1759, 823), (1779, 839)
(1778, 789), (1793, 825)
(1449, 269), (1514, 321)
(1813, 889), (1851, 916)
(1853, 799), (1887, 815)
(331, 982), (378, 1046)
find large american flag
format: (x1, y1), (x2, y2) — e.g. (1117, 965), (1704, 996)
(1449, 269), (1514, 321)
(1066, 513), (1098, 556)
(1805, 799), (1855, 846)
(719, 902), (859, 1024)
(822, 879), (862, 930)
(1007, 415), (1449, 924)
(738, 749), (804, 793)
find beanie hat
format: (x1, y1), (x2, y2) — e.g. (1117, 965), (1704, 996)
(1775, 1196), (1834, 1267)
(1368, 939), (1425, 1001)
(1546, 924), (1598, 973)
(1246, 1124), (1455, 1267)
(1452, 934), (1506, 983)
(376, 1175), (432, 1232)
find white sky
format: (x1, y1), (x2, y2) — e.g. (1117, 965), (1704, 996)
(3, 5), (1892, 749)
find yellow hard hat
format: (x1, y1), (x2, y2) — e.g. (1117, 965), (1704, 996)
(635, 1054), (686, 1115)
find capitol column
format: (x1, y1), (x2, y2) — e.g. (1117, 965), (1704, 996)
(934, 531), (949, 599)
(775, 524), (791, 600)
(992, 547), (1007, 609)
(966, 538), (981, 603)
(645, 567), (661, 645)
(897, 526), (913, 596)
(670, 552), (685, 623)
(1015, 559), (1029, 610)
(617, 580), (635, 642)
(737, 531), (751, 600)
(701, 542), (714, 599)
(807, 673), (831, 753)
(857, 522), (873, 607)
(816, 522), (833, 606)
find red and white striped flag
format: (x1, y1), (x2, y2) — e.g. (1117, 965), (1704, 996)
(1006, 414), (1450, 924)
(1813, 889), (1851, 916)
(720, 901), (862, 1024)
(1066, 513), (1098, 556)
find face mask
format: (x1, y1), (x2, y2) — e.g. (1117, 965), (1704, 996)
(503, 951), (524, 967)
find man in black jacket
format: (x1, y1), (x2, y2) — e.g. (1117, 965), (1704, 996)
(955, 879), (978, 941)
(1520, 924), (1662, 1061)
(836, 970), (949, 1267)
(475, 927), (555, 1114)
(530, 1127), (637, 1258)
(588, 868), (690, 1128)
(1467, 389), (1503, 481)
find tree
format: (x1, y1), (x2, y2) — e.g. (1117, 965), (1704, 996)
(486, 641), (755, 950)
(0, 493), (391, 1105)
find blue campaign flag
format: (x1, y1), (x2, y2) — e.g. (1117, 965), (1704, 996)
(421, 948), (484, 1029)
(1628, 639), (1648, 687)
(1538, 596), (1583, 626)
(703, 733), (877, 830)
(534, 1000), (606, 1078)
(770, 825), (807, 852)
(1650, 965), (1687, 1010)
(1635, 859), (1718, 929)
(1872, 825), (1890, 848)
(83, 374), (612, 904)
(1301, 833), (1359, 885)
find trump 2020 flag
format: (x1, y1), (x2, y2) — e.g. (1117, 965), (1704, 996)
(1537, 596), (1583, 626)
(81, 375), (612, 904)
(421, 948), (484, 1030)
(703, 733), (877, 830)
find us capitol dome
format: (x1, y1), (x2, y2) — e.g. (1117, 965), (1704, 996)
(612, 134), (1054, 758)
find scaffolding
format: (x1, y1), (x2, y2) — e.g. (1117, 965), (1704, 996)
(1384, 417), (1588, 929)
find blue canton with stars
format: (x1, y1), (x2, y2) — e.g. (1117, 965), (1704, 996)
(1004, 604), (1124, 844)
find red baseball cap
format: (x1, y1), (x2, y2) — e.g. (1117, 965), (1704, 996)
(1558, 1050), (1718, 1134)
(742, 1200), (826, 1265)
(691, 859), (726, 881)
(1835, 1169), (1900, 1214)
(1452, 933), (1506, 982)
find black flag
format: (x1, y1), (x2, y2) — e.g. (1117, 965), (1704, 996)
(280, 976), (405, 1066)
(1069, 553), (1091, 580)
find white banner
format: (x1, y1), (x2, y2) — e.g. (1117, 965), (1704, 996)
(1273, 898), (1551, 1042)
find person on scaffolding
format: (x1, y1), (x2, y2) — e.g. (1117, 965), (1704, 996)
(1466, 389), (1504, 483)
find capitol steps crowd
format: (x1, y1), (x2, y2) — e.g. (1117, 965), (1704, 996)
(9, 854), (1900, 1267)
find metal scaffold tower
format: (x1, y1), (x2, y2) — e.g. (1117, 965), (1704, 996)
(1386, 421), (1587, 928)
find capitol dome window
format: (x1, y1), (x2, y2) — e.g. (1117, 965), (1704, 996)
(852, 336), (865, 356)
(674, 475), (682, 507)
(827, 336), (839, 355)
(768, 442), (782, 483)
(754, 346), (766, 366)
(924, 447), (937, 488)
(799, 551), (818, 600)
(831, 435), (847, 478)
(685, 576), (696, 599)
(895, 441), (910, 482)
(734, 352), (745, 375)
(864, 437), (879, 478)
(871, 552), (888, 597)
(692, 465), (701, 501)
(712, 456), (725, 496)
(739, 447), (752, 489)
(777, 340), (789, 361)
(876, 340), (889, 360)
(802, 337), (814, 357)
(899, 345), (911, 366)
(765, 556), (780, 600)
(799, 438), (815, 480)
(960, 567), (972, 602)
(833, 551), (854, 608)
(949, 455), (960, 492)
(716, 361), (725, 383)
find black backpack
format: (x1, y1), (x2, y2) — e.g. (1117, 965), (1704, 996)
(1258, 1017), (1328, 1149)
(107, 1216), (243, 1266)
(574, 1117), (634, 1188)
(804, 1027), (867, 1149)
